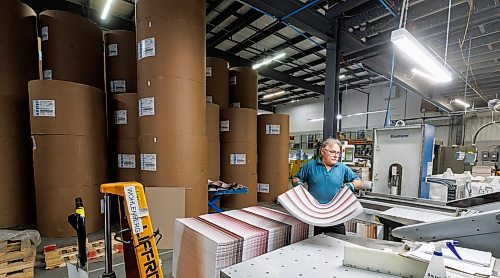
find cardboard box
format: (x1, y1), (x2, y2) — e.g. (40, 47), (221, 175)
(0, 136), (34, 185)
(229, 67), (258, 110)
(112, 93), (138, 139)
(0, 95), (30, 137)
(137, 76), (205, 138)
(206, 57), (229, 109)
(28, 80), (106, 136)
(115, 138), (140, 182)
(104, 30), (137, 93)
(136, 17), (205, 84)
(184, 185), (208, 217)
(0, 180), (35, 228)
(39, 10), (104, 90)
(220, 108), (257, 143)
(135, 0), (204, 29)
(35, 185), (103, 237)
(144, 187), (185, 249)
(32, 135), (108, 188)
(138, 135), (207, 188)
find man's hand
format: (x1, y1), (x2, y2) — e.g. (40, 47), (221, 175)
(292, 177), (303, 187)
(344, 182), (355, 192)
(344, 180), (362, 192)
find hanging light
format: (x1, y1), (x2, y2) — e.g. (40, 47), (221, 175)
(252, 52), (286, 70)
(262, 90), (285, 99)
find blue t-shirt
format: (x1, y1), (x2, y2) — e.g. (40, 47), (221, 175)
(294, 159), (359, 204)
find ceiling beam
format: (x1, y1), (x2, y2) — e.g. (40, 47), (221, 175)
(207, 2), (244, 34)
(207, 9), (263, 48)
(227, 21), (285, 54)
(326, 0), (372, 19)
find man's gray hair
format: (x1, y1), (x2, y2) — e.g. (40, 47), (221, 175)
(321, 138), (342, 151)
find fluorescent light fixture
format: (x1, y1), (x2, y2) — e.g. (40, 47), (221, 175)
(339, 74), (346, 79)
(290, 99), (299, 104)
(252, 52), (286, 70)
(308, 118), (324, 122)
(262, 90), (285, 99)
(336, 114), (343, 120)
(345, 109), (388, 117)
(391, 28), (452, 83)
(101, 0), (113, 20)
(453, 99), (470, 108)
(411, 68), (443, 83)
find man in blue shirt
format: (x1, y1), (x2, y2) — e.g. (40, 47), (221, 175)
(292, 138), (362, 235)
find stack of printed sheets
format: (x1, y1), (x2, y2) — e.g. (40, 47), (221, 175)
(277, 185), (363, 227)
(173, 207), (311, 278)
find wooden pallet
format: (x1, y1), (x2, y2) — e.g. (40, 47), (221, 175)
(0, 238), (35, 278)
(44, 238), (123, 269)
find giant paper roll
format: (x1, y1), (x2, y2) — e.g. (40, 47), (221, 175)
(0, 0), (38, 94)
(206, 57), (229, 108)
(28, 80), (106, 136)
(135, 0), (204, 29)
(35, 185), (103, 237)
(115, 138), (140, 182)
(229, 67), (258, 110)
(104, 30), (137, 94)
(112, 93), (138, 139)
(39, 11), (104, 90)
(32, 135), (108, 188)
(257, 114), (290, 202)
(206, 103), (220, 181)
(0, 95), (30, 137)
(137, 17), (205, 84)
(220, 108), (257, 143)
(220, 141), (257, 209)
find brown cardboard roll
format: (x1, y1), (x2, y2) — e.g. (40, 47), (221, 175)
(0, 95), (30, 137)
(136, 17), (205, 84)
(257, 114), (290, 179)
(28, 80), (106, 136)
(257, 173), (289, 203)
(207, 139), (220, 181)
(229, 67), (258, 110)
(0, 0), (37, 93)
(115, 138), (140, 182)
(35, 185), (103, 237)
(206, 103), (219, 141)
(39, 10), (104, 90)
(257, 114), (290, 145)
(138, 135), (207, 188)
(32, 135), (108, 188)
(104, 30), (137, 93)
(206, 57), (229, 108)
(135, 0), (204, 28)
(0, 136), (34, 185)
(137, 77), (205, 138)
(220, 141), (257, 177)
(0, 181), (35, 228)
(220, 108), (257, 143)
(112, 93), (138, 139)
(220, 173), (257, 209)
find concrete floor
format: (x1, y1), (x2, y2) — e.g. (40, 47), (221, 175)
(34, 231), (173, 277)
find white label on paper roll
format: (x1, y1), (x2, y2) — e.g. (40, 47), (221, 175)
(43, 69), (52, 80)
(110, 80), (126, 92)
(41, 26), (48, 41)
(33, 100), (55, 117)
(141, 154), (157, 171)
(206, 96), (213, 103)
(124, 186), (144, 234)
(258, 183), (270, 193)
(231, 102), (241, 108)
(230, 154), (246, 165)
(138, 37), (155, 60)
(266, 124), (281, 135)
(107, 43), (118, 56)
(114, 110), (127, 125)
(138, 97), (154, 116)
(230, 76), (237, 85)
(206, 66), (212, 77)
(220, 120), (229, 132)
(118, 154), (136, 169)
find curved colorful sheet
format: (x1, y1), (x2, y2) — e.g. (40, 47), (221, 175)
(277, 186), (363, 227)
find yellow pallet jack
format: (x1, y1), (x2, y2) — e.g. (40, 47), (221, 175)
(100, 182), (163, 278)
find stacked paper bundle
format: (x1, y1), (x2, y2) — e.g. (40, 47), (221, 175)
(243, 206), (310, 244)
(278, 185), (363, 227)
(173, 218), (243, 278)
(223, 209), (290, 251)
(198, 213), (268, 260)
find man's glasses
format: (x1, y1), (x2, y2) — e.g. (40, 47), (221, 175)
(324, 149), (341, 156)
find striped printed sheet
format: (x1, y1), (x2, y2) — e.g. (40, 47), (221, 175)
(277, 185), (363, 227)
